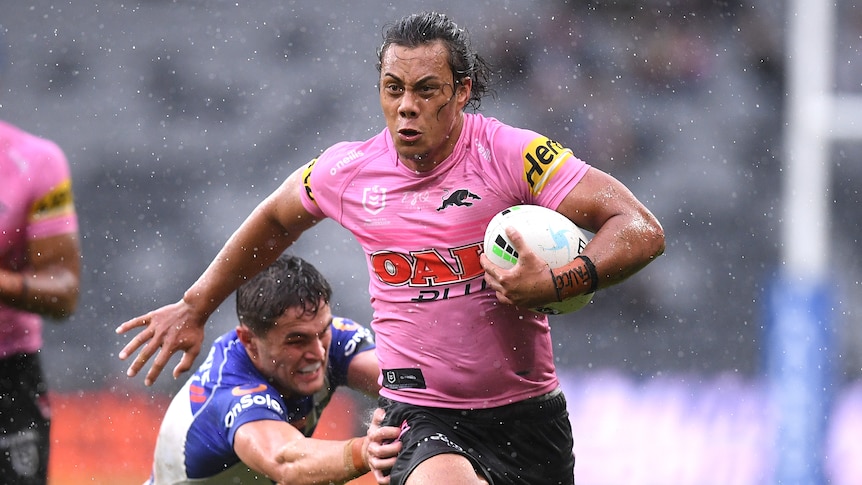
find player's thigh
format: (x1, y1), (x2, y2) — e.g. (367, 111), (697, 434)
(406, 453), (488, 485)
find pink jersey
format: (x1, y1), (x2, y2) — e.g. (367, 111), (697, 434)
(0, 120), (78, 357)
(300, 113), (589, 408)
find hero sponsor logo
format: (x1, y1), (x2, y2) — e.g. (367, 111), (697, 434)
(223, 392), (285, 428)
(522, 137), (573, 196)
(370, 244), (487, 302)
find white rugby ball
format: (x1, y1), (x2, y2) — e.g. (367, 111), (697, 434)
(483, 205), (594, 315)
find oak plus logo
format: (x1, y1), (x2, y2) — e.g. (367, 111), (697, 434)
(370, 245), (487, 302)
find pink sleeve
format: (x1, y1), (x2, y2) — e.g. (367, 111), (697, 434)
(299, 157), (328, 219)
(26, 139), (78, 240)
(485, 121), (591, 210)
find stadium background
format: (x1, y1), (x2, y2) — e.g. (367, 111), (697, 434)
(1, 0), (860, 483)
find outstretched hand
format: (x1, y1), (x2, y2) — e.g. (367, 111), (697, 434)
(115, 299), (206, 386)
(480, 225), (557, 309)
(366, 408), (403, 484)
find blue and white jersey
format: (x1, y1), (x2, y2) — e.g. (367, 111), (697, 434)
(146, 317), (375, 484)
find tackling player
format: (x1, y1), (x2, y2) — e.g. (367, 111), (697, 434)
(145, 254), (400, 484)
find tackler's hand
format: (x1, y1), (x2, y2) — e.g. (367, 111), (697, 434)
(366, 408), (403, 484)
(116, 299), (207, 386)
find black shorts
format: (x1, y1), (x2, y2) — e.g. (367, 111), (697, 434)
(379, 388), (575, 485)
(0, 353), (51, 485)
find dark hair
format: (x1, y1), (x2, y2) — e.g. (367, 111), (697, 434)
(377, 11), (493, 110)
(236, 254), (332, 336)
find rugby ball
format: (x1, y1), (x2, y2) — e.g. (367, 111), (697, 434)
(483, 205), (594, 315)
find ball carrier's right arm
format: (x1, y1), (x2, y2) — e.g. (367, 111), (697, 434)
(116, 167), (317, 385)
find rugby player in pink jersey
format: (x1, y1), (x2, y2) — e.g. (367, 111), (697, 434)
(118, 11), (664, 485)
(1, 119), (81, 484)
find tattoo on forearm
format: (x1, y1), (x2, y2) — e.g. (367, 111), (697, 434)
(551, 255), (599, 300)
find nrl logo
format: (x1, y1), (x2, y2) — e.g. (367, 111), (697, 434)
(363, 185), (387, 215)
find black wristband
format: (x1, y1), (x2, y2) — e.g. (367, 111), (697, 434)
(576, 255), (599, 293)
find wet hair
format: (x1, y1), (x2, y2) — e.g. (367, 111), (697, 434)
(236, 254), (332, 336)
(377, 11), (493, 111)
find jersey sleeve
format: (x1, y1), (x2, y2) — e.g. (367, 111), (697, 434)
(326, 317), (376, 388)
(26, 138), (78, 240)
(299, 156), (327, 219)
(298, 140), (366, 221)
(298, 136), (387, 226)
(484, 122), (591, 210)
(221, 384), (289, 446)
